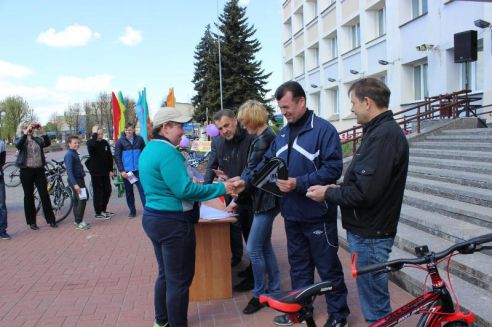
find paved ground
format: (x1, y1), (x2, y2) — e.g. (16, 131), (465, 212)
(0, 150), (418, 327)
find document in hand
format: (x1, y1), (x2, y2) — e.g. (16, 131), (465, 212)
(200, 204), (236, 220)
(126, 171), (139, 184)
(79, 187), (88, 200)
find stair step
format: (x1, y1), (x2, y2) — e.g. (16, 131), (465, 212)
(441, 128), (492, 135)
(410, 148), (492, 162)
(403, 190), (492, 228)
(406, 176), (492, 207)
(408, 166), (492, 189)
(400, 205), (491, 244)
(410, 157), (492, 174)
(426, 134), (492, 142)
(337, 220), (492, 327)
(411, 141), (492, 151)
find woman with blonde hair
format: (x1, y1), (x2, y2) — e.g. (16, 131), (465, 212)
(14, 121), (57, 230)
(236, 100), (280, 314)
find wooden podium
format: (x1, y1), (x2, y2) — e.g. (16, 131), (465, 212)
(189, 208), (236, 301)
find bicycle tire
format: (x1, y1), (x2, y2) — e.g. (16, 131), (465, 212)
(53, 187), (74, 223)
(3, 162), (21, 187)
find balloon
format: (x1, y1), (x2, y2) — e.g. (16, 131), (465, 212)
(206, 124), (220, 137)
(179, 135), (190, 147)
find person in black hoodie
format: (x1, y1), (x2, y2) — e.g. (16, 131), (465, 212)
(86, 125), (114, 219)
(204, 109), (255, 286)
(307, 78), (409, 324)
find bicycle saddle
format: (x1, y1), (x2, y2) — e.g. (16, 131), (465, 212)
(259, 280), (334, 313)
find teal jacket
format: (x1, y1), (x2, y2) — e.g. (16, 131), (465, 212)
(139, 136), (226, 222)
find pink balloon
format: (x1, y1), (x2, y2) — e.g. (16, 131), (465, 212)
(179, 135), (190, 147)
(206, 124), (220, 137)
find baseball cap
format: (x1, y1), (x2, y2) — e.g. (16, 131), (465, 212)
(153, 107), (192, 127)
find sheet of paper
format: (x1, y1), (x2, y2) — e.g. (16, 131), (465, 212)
(200, 204), (235, 220)
(79, 187), (88, 200)
(127, 171), (139, 184)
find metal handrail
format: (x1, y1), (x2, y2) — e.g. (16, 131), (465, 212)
(339, 89), (484, 155)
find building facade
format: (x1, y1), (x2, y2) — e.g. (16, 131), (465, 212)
(281, 0), (492, 130)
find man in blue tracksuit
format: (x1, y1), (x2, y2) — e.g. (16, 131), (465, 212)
(242, 81), (349, 327)
(114, 123), (146, 218)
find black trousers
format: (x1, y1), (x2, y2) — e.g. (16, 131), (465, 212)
(70, 179), (87, 224)
(91, 174), (112, 214)
(20, 167), (55, 225)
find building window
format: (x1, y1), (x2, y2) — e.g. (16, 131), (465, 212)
(412, 0), (428, 19)
(414, 63), (428, 100)
(307, 44), (319, 70)
(330, 36), (338, 59)
(377, 8), (385, 36)
(325, 88), (339, 115)
(460, 39), (483, 92)
(309, 93), (321, 115)
(351, 22), (361, 49)
(295, 53), (305, 77)
(333, 88), (339, 114)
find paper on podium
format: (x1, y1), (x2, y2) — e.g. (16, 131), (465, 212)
(200, 204), (235, 220)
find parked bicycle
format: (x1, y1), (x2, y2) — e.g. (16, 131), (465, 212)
(259, 233), (492, 327)
(34, 159), (73, 223)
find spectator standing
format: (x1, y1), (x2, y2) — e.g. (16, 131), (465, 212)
(114, 123), (146, 218)
(0, 139), (9, 240)
(204, 109), (255, 288)
(307, 78), (409, 323)
(86, 125), (114, 219)
(139, 107), (242, 327)
(14, 122), (57, 230)
(64, 135), (90, 230)
(236, 100), (280, 314)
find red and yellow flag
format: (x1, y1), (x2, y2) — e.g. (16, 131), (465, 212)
(166, 87), (176, 107)
(111, 92), (121, 142)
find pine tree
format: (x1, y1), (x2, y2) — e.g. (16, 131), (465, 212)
(191, 1), (273, 122)
(216, 0), (272, 115)
(191, 25), (220, 123)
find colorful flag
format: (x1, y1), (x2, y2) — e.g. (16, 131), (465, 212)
(111, 92), (121, 142)
(166, 87), (175, 107)
(117, 91), (127, 136)
(136, 87), (151, 143)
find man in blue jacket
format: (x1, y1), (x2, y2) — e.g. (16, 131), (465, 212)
(239, 81), (349, 327)
(114, 123), (146, 218)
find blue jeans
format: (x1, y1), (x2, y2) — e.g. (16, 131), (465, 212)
(285, 219), (350, 321)
(246, 209), (280, 298)
(124, 170), (146, 215)
(142, 216), (196, 327)
(0, 176), (7, 233)
(347, 231), (394, 323)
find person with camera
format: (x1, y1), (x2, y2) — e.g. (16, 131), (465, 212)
(14, 122), (57, 230)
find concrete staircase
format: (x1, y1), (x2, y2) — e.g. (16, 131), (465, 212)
(338, 124), (492, 326)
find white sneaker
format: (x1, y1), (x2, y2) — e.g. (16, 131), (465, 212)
(76, 222), (91, 230)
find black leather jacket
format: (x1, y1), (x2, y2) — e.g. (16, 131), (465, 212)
(325, 111), (409, 238)
(204, 126), (254, 205)
(241, 127), (278, 214)
(14, 134), (51, 168)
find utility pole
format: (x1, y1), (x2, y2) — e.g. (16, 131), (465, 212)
(217, 0), (224, 111)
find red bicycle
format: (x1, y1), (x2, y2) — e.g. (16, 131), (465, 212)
(259, 233), (492, 327)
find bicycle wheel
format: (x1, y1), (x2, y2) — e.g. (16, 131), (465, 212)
(3, 163), (21, 187)
(52, 187), (74, 223)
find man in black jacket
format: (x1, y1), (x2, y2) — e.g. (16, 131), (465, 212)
(307, 78), (409, 324)
(87, 125), (114, 219)
(204, 109), (255, 288)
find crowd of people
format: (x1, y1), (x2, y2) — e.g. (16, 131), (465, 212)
(0, 77), (409, 327)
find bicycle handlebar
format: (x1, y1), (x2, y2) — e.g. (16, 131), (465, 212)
(352, 233), (492, 277)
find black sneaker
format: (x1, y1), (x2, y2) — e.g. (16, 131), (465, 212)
(30, 224), (40, 230)
(243, 297), (265, 314)
(128, 212), (136, 218)
(0, 232), (11, 240)
(273, 314), (293, 326)
(233, 278), (254, 292)
(49, 222), (58, 228)
(95, 214), (110, 220)
(103, 211), (115, 217)
(323, 317), (348, 327)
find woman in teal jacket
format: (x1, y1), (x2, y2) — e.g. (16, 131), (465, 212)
(139, 107), (238, 327)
